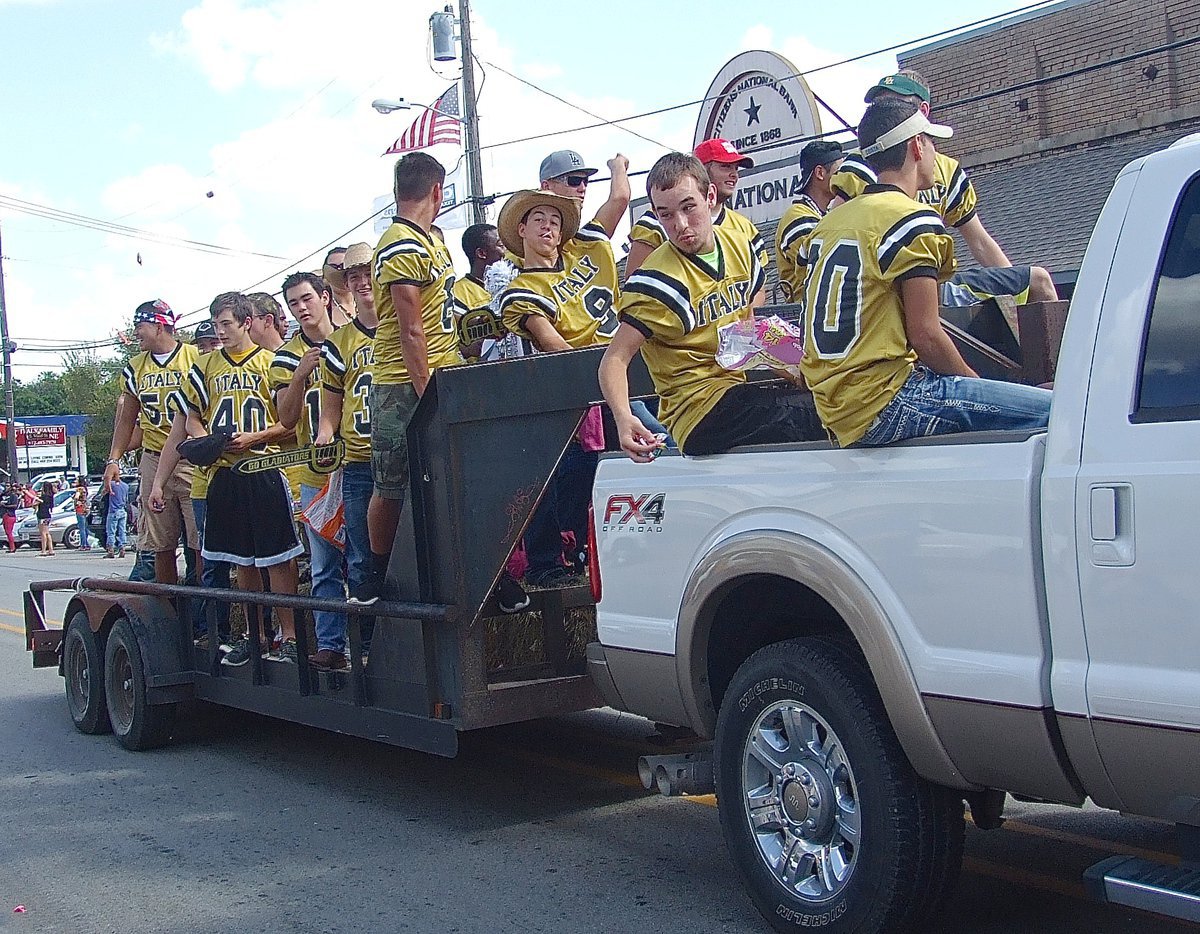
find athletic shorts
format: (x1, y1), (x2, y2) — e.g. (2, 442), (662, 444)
(943, 266), (1033, 306)
(683, 381), (828, 456)
(139, 450), (200, 552)
(369, 381), (419, 501)
(202, 467), (303, 568)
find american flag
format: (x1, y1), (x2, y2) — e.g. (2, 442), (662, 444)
(384, 84), (462, 155)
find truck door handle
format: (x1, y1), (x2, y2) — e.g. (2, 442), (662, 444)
(1089, 484), (1134, 567)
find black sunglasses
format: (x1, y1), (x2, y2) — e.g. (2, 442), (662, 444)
(561, 175), (590, 187)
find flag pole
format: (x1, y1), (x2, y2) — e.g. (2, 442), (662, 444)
(458, 0), (486, 225)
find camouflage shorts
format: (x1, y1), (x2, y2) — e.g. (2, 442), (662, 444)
(369, 381), (419, 501)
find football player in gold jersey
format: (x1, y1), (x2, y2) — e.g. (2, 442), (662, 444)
(274, 271), (344, 667)
(151, 291), (303, 663)
(800, 99), (1051, 447)
(626, 138), (769, 280)
(317, 242), (381, 648)
(600, 153), (824, 459)
(358, 152), (460, 605)
(106, 299), (200, 584)
(775, 140), (844, 302)
(452, 223), (509, 361)
(830, 71), (1057, 304)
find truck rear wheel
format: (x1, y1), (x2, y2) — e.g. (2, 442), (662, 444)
(103, 618), (176, 751)
(63, 611), (111, 735)
(714, 637), (962, 934)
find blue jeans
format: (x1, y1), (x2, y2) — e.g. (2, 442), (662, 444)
(340, 463), (374, 652)
(858, 366), (1052, 446)
(192, 498), (231, 640)
(630, 399), (674, 448)
(301, 482), (347, 655)
(75, 513), (89, 549)
(106, 508), (127, 551)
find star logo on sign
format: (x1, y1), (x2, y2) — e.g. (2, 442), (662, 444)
(744, 96), (762, 126)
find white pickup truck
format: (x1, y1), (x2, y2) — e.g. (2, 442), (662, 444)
(588, 135), (1200, 932)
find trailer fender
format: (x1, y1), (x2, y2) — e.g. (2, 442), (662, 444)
(101, 595), (194, 705)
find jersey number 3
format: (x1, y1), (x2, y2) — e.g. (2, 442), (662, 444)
(804, 239), (864, 359)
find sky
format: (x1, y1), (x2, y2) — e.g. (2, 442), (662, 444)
(0, 0), (1043, 375)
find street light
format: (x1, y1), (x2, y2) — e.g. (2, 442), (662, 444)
(371, 97), (458, 119)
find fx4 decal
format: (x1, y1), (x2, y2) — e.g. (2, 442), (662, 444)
(601, 493), (665, 531)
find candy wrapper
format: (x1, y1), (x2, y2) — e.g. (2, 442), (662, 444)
(716, 315), (806, 379)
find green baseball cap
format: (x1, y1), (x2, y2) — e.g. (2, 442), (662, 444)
(864, 74), (931, 104)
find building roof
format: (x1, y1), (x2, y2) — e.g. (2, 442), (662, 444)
(960, 124), (1195, 275)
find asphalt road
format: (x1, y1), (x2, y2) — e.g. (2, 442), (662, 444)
(0, 549), (1189, 933)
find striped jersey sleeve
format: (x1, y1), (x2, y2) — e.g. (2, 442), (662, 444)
(619, 269), (696, 338)
(183, 361), (208, 414)
(374, 235), (432, 287)
(830, 153), (877, 202)
(498, 287), (560, 338)
(573, 219), (610, 243)
(941, 161), (978, 228)
(320, 341), (347, 393)
(629, 211), (666, 249)
(876, 208), (956, 281)
(121, 362), (136, 397)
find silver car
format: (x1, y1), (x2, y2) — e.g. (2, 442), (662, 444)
(17, 490), (85, 549)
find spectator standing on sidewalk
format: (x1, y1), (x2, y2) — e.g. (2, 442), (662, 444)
(73, 478), (91, 551)
(0, 484), (20, 553)
(36, 482), (54, 556)
(105, 475), (130, 558)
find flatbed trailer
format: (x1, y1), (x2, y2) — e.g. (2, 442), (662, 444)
(22, 300), (1068, 756)
(22, 344), (653, 755)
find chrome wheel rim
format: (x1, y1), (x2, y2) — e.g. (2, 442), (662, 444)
(741, 701), (861, 903)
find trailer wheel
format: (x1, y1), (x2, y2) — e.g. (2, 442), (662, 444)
(103, 618), (176, 751)
(714, 638), (961, 934)
(63, 611), (111, 735)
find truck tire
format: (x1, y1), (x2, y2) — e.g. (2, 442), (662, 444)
(714, 637), (962, 934)
(103, 618), (176, 751)
(62, 611), (111, 735)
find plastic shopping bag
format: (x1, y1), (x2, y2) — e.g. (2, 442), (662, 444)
(300, 468), (345, 550)
(716, 314), (806, 380)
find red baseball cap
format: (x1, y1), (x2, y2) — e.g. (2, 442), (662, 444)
(694, 138), (754, 168)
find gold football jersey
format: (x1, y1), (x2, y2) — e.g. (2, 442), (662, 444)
(121, 341), (200, 454)
(630, 205), (771, 272)
(774, 196), (823, 303)
(372, 217), (460, 385)
(320, 319), (376, 464)
(269, 330), (325, 488)
(183, 346), (278, 470)
(499, 221), (621, 348)
(799, 184), (957, 446)
(618, 226), (765, 449)
(830, 151), (977, 228)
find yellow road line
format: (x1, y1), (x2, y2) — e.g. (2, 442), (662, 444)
(0, 621), (24, 635)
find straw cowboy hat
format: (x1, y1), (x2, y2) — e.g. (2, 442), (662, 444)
(322, 242), (373, 291)
(497, 190), (580, 258)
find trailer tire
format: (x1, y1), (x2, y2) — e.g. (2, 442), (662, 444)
(63, 611), (111, 735)
(103, 618), (176, 751)
(715, 637), (960, 934)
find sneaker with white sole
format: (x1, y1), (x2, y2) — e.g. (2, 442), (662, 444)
(221, 638), (252, 667)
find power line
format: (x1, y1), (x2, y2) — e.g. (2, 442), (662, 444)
(476, 0), (1063, 154)
(0, 195), (288, 260)
(480, 58), (671, 151)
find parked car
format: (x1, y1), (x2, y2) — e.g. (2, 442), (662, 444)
(87, 476), (139, 549)
(16, 490), (81, 548)
(28, 470), (81, 491)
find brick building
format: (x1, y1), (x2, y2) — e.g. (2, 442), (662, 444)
(900, 0), (1200, 291)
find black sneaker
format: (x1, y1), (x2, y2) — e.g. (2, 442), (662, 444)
(221, 638), (252, 667)
(496, 574), (531, 614)
(347, 577), (383, 606)
(525, 566), (578, 590)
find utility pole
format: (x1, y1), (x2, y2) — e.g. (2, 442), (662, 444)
(0, 221), (18, 483)
(457, 0), (487, 225)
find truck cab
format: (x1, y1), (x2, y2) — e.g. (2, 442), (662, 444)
(590, 136), (1200, 932)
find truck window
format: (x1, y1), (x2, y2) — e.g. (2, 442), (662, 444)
(1135, 175), (1200, 421)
